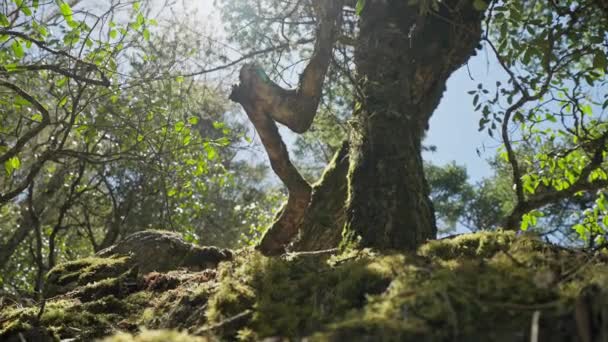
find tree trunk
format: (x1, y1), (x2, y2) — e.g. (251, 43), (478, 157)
(341, 0), (486, 250)
(290, 142), (350, 251)
(235, 1), (488, 254)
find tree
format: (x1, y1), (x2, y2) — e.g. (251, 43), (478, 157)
(221, 0), (486, 254)
(220, 0), (608, 255)
(0, 0), (277, 294)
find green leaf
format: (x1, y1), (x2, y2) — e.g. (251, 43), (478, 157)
(521, 215), (529, 231)
(205, 145), (217, 161)
(355, 0), (365, 16)
(0, 14), (10, 27)
(175, 75), (185, 83)
(67, 19), (79, 28)
(20, 5), (32, 16)
(59, 1), (73, 18)
(109, 29), (117, 39)
(137, 13), (145, 25)
(593, 51), (607, 70)
(143, 28), (150, 41)
(473, 0), (488, 11)
(9, 156), (20, 169)
(36, 25), (48, 37)
(581, 104), (593, 116)
(11, 40), (24, 58)
(188, 117), (199, 125)
(4, 156), (20, 175)
(573, 224), (587, 239)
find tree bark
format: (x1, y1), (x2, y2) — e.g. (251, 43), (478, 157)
(290, 142), (350, 251)
(341, 0), (487, 250)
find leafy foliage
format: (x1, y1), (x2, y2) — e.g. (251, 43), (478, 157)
(470, 0), (608, 244)
(0, 1), (277, 294)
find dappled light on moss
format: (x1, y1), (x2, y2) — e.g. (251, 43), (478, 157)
(102, 329), (209, 342)
(3, 231), (608, 340)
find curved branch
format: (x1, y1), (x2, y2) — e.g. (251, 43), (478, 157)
(7, 64), (110, 87)
(0, 30), (110, 86)
(230, 0), (343, 134)
(229, 0), (343, 255)
(182, 38), (313, 78)
(0, 80), (51, 165)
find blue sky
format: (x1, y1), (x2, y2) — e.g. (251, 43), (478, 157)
(424, 52), (506, 182)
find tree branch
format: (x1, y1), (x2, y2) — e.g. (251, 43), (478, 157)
(229, 0), (344, 255)
(0, 79), (51, 165)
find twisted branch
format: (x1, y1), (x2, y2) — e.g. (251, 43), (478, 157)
(229, 0), (343, 255)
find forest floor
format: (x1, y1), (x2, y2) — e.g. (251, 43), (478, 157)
(1, 230), (607, 341)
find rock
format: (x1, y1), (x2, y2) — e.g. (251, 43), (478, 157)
(96, 230), (233, 274)
(45, 230), (232, 298)
(44, 255), (133, 298)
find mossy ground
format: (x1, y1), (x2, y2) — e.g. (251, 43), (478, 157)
(2, 231), (607, 341)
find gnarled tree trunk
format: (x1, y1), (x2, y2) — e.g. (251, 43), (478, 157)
(341, 0), (486, 250)
(233, 0), (488, 255)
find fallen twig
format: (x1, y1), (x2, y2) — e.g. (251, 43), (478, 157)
(195, 309), (253, 335)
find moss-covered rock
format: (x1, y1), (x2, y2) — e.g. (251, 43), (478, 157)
(97, 230), (233, 273)
(3, 231), (608, 341)
(45, 255), (133, 298)
(44, 230), (232, 299)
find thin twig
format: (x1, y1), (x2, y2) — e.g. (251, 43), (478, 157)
(195, 309), (253, 335)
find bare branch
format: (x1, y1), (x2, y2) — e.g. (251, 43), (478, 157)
(0, 79), (51, 165)
(229, 0), (344, 255)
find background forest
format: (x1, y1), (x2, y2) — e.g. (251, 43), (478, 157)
(0, 0), (607, 299)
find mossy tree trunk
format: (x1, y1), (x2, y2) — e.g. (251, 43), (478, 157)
(235, 1), (488, 254)
(340, 1), (487, 250)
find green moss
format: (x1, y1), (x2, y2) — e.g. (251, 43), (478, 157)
(202, 249), (396, 339)
(418, 230), (517, 260)
(82, 295), (131, 314)
(4, 231), (608, 341)
(77, 266), (138, 302)
(101, 329), (208, 342)
(45, 256), (132, 298)
(138, 273), (217, 331)
(0, 317), (33, 337)
(124, 291), (156, 309)
(48, 256), (131, 284)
